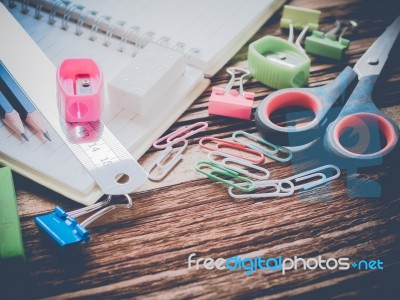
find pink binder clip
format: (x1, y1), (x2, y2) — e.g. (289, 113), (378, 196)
(57, 58), (103, 122)
(208, 67), (254, 120)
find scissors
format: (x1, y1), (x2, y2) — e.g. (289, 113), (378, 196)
(255, 16), (400, 163)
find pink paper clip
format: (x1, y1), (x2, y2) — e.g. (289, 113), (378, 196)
(208, 67), (254, 120)
(57, 58), (103, 122)
(199, 137), (264, 164)
(153, 121), (208, 149)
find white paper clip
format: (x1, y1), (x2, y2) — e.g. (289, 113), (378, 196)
(147, 140), (188, 181)
(228, 180), (295, 199)
(208, 151), (270, 180)
(281, 164), (340, 192)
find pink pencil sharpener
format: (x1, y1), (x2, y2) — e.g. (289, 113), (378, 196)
(57, 58), (103, 122)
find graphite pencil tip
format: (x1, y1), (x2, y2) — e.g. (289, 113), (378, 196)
(43, 131), (51, 141)
(21, 132), (29, 141)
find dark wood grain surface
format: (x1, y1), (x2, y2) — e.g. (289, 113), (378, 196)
(1, 0), (400, 299)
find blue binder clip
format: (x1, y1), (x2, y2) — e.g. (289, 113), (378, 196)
(35, 194), (132, 247)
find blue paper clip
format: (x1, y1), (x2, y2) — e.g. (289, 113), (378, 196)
(232, 131), (293, 163)
(35, 194), (132, 247)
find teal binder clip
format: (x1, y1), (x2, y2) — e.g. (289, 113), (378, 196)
(248, 5), (321, 89)
(305, 20), (357, 60)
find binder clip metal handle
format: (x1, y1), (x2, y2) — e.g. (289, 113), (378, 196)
(208, 67), (255, 120)
(305, 20), (357, 60)
(35, 194), (132, 247)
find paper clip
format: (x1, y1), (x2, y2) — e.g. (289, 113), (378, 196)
(228, 179), (295, 199)
(207, 151), (270, 180)
(199, 137), (265, 164)
(147, 140), (188, 181)
(208, 67), (254, 120)
(195, 161), (255, 192)
(280, 164), (341, 192)
(305, 20), (357, 60)
(232, 131), (292, 162)
(34, 194), (132, 247)
(153, 122), (208, 149)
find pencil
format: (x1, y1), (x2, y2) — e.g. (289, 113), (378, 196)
(0, 89), (28, 141)
(0, 61), (51, 141)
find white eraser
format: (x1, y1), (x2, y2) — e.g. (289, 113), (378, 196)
(108, 43), (185, 115)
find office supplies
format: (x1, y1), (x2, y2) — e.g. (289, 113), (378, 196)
(255, 16), (400, 163)
(228, 179), (295, 199)
(305, 20), (357, 60)
(35, 194), (131, 247)
(148, 140), (188, 181)
(195, 161), (255, 192)
(109, 43), (185, 115)
(148, 121), (207, 180)
(227, 165), (339, 199)
(153, 122), (208, 149)
(57, 60), (147, 196)
(280, 165), (340, 192)
(208, 67), (254, 120)
(232, 131), (292, 162)
(199, 137), (265, 164)
(0, 0), (284, 204)
(247, 31), (310, 89)
(0, 167), (25, 261)
(0, 89), (28, 141)
(280, 5), (320, 32)
(57, 58), (103, 122)
(207, 151), (270, 180)
(248, 5), (320, 90)
(0, 60), (51, 141)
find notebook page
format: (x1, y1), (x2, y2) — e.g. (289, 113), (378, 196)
(73, 0), (283, 75)
(1, 4), (206, 204)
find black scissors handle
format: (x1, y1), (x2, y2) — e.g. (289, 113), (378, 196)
(255, 66), (357, 147)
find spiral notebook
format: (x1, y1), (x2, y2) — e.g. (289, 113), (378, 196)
(0, 0), (284, 205)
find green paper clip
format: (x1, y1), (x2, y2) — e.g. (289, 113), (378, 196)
(232, 131), (293, 163)
(305, 20), (357, 60)
(280, 5), (321, 32)
(0, 167), (25, 262)
(195, 161), (255, 192)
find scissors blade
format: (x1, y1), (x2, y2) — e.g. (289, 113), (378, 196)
(354, 16), (400, 78)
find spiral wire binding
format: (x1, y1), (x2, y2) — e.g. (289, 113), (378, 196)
(48, 0), (70, 25)
(104, 20), (125, 46)
(75, 9), (97, 35)
(8, 0), (16, 8)
(34, 0), (44, 19)
(119, 25), (140, 52)
(9, 0), (201, 66)
(89, 15), (112, 41)
(20, 0), (30, 14)
(61, 4), (83, 30)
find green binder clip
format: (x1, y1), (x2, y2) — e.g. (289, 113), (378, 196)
(248, 5), (320, 90)
(305, 20), (357, 60)
(280, 5), (321, 32)
(0, 167), (25, 262)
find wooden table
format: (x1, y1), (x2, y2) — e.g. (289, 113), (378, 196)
(2, 0), (400, 299)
